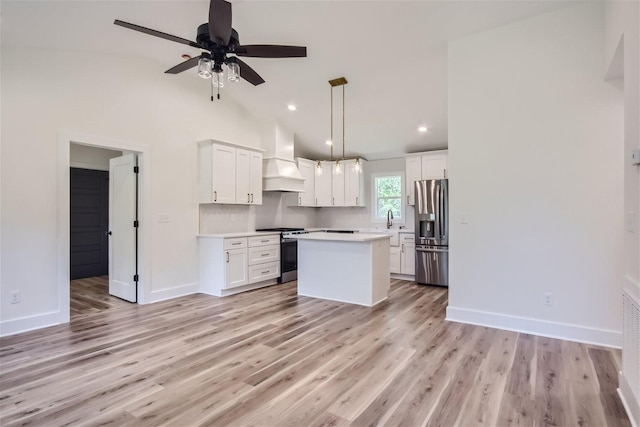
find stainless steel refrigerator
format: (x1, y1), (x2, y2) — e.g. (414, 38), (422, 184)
(414, 179), (448, 287)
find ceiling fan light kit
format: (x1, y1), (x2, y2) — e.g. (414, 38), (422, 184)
(114, 0), (306, 100)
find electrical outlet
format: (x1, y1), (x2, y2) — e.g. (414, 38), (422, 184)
(543, 292), (553, 306)
(10, 291), (21, 304)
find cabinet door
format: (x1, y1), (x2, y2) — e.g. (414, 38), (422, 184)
(332, 162), (345, 206)
(235, 149), (251, 205)
(298, 159), (316, 206)
(400, 243), (416, 275)
(249, 151), (263, 205)
(421, 153), (448, 180)
(225, 248), (248, 289)
(389, 246), (401, 274)
(405, 156), (422, 206)
(315, 161), (333, 206)
(211, 144), (236, 204)
(344, 159), (365, 207)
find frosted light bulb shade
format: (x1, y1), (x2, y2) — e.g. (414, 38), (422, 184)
(316, 162), (323, 176)
(212, 70), (225, 88)
(227, 62), (240, 82)
(334, 161), (342, 175)
(198, 57), (212, 79)
(354, 159), (362, 173)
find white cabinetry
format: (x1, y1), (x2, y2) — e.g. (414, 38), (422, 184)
(389, 246), (401, 274)
(198, 140), (264, 205)
(295, 158), (316, 207)
(332, 163), (345, 206)
(405, 150), (448, 206)
(199, 233), (280, 297)
(315, 161), (333, 206)
(400, 233), (415, 275)
(344, 159), (366, 207)
(236, 149), (263, 205)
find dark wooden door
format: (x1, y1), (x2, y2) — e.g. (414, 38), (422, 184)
(70, 168), (109, 279)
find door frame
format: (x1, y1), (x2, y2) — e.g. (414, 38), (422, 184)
(58, 131), (151, 322)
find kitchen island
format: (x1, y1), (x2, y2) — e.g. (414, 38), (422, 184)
(296, 232), (391, 307)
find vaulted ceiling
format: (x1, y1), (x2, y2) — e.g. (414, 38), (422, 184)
(1, 1), (577, 159)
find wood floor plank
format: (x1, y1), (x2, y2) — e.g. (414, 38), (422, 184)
(0, 277), (630, 427)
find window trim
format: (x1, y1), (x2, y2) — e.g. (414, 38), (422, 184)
(370, 171), (405, 224)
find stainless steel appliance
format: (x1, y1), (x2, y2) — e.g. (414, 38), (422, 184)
(415, 179), (449, 287)
(255, 228), (308, 283)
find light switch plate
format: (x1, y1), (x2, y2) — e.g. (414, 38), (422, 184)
(460, 213), (469, 224)
(157, 214), (170, 223)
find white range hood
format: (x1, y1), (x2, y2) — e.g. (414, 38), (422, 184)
(262, 123), (305, 192)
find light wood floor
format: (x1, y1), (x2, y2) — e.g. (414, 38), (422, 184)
(0, 277), (631, 426)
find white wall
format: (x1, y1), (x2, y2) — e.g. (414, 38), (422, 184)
(70, 144), (122, 171)
(316, 158), (414, 229)
(1, 48), (262, 334)
(447, 3), (624, 347)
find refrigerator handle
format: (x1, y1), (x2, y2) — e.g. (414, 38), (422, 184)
(441, 182), (448, 242)
(434, 183), (441, 243)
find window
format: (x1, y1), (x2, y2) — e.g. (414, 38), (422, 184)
(372, 172), (404, 223)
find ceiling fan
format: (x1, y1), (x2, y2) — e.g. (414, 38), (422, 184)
(114, 0), (306, 99)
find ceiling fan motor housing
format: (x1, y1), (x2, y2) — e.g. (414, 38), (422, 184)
(196, 23), (239, 50)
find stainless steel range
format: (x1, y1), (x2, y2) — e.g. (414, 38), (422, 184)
(255, 228), (308, 283)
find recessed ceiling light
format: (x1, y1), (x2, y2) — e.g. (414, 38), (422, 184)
(287, 104), (297, 111)
(325, 140), (333, 146)
(418, 126), (428, 133)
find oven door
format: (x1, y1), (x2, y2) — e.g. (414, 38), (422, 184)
(279, 238), (298, 283)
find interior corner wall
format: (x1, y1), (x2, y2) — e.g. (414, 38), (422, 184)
(446, 3), (624, 347)
(0, 48), (262, 335)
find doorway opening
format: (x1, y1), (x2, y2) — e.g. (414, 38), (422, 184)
(58, 132), (150, 325)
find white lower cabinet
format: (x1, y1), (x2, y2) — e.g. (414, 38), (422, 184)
(199, 234), (280, 296)
(226, 248), (248, 288)
(389, 246), (401, 274)
(400, 233), (416, 275)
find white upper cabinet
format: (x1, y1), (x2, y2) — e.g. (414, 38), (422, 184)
(421, 153), (448, 180)
(315, 161), (333, 206)
(405, 150), (448, 206)
(332, 162), (345, 206)
(296, 158), (316, 207)
(199, 140), (263, 205)
(344, 159), (366, 207)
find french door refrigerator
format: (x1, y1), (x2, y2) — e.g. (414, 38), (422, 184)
(414, 179), (449, 287)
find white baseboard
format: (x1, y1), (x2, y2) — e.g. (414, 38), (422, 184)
(146, 282), (199, 303)
(0, 311), (65, 337)
(446, 306), (621, 348)
(390, 273), (415, 281)
(619, 372), (640, 427)
(202, 279), (279, 297)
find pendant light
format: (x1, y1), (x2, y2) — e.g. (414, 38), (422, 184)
(327, 77), (362, 175)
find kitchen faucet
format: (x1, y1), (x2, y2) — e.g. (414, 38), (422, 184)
(387, 209), (394, 229)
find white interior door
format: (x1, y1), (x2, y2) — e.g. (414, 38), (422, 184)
(109, 153), (137, 302)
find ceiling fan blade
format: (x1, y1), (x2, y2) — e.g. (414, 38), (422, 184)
(234, 45), (307, 58)
(209, 0), (232, 45)
(235, 58), (265, 86)
(165, 56), (202, 74)
(114, 20), (202, 48)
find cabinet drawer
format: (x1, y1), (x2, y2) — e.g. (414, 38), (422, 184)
(224, 238), (247, 249)
(248, 261), (280, 284)
(248, 235), (280, 247)
(400, 233), (415, 243)
(248, 245), (280, 265)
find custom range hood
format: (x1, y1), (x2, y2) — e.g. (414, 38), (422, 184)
(262, 123), (305, 192)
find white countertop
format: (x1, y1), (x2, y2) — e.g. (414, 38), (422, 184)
(198, 231), (280, 238)
(296, 232), (392, 242)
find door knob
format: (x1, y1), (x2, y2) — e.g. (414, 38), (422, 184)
(106, 231), (112, 236)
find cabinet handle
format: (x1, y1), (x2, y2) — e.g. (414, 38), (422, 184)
(261, 253), (269, 257)
(407, 195), (410, 204)
(332, 197), (335, 206)
(261, 240), (269, 243)
(247, 193), (250, 203)
(232, 242), (241, 245)
(299, 196), (302, 206)
(226, 252), (229, 263)
(316, 198), (318, 206)
(214, 191), (217, 202)
(261, 270), (270, 274)
(444, 168), (447, 178)
(356, 196), (358, 205)
(401, 244), (405, 253)
(251, 193), (254, 203)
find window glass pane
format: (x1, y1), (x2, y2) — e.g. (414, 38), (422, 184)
(377, 176), (401, 198)
(373, 174), (403, 222)
(378, 198), (401, 219)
